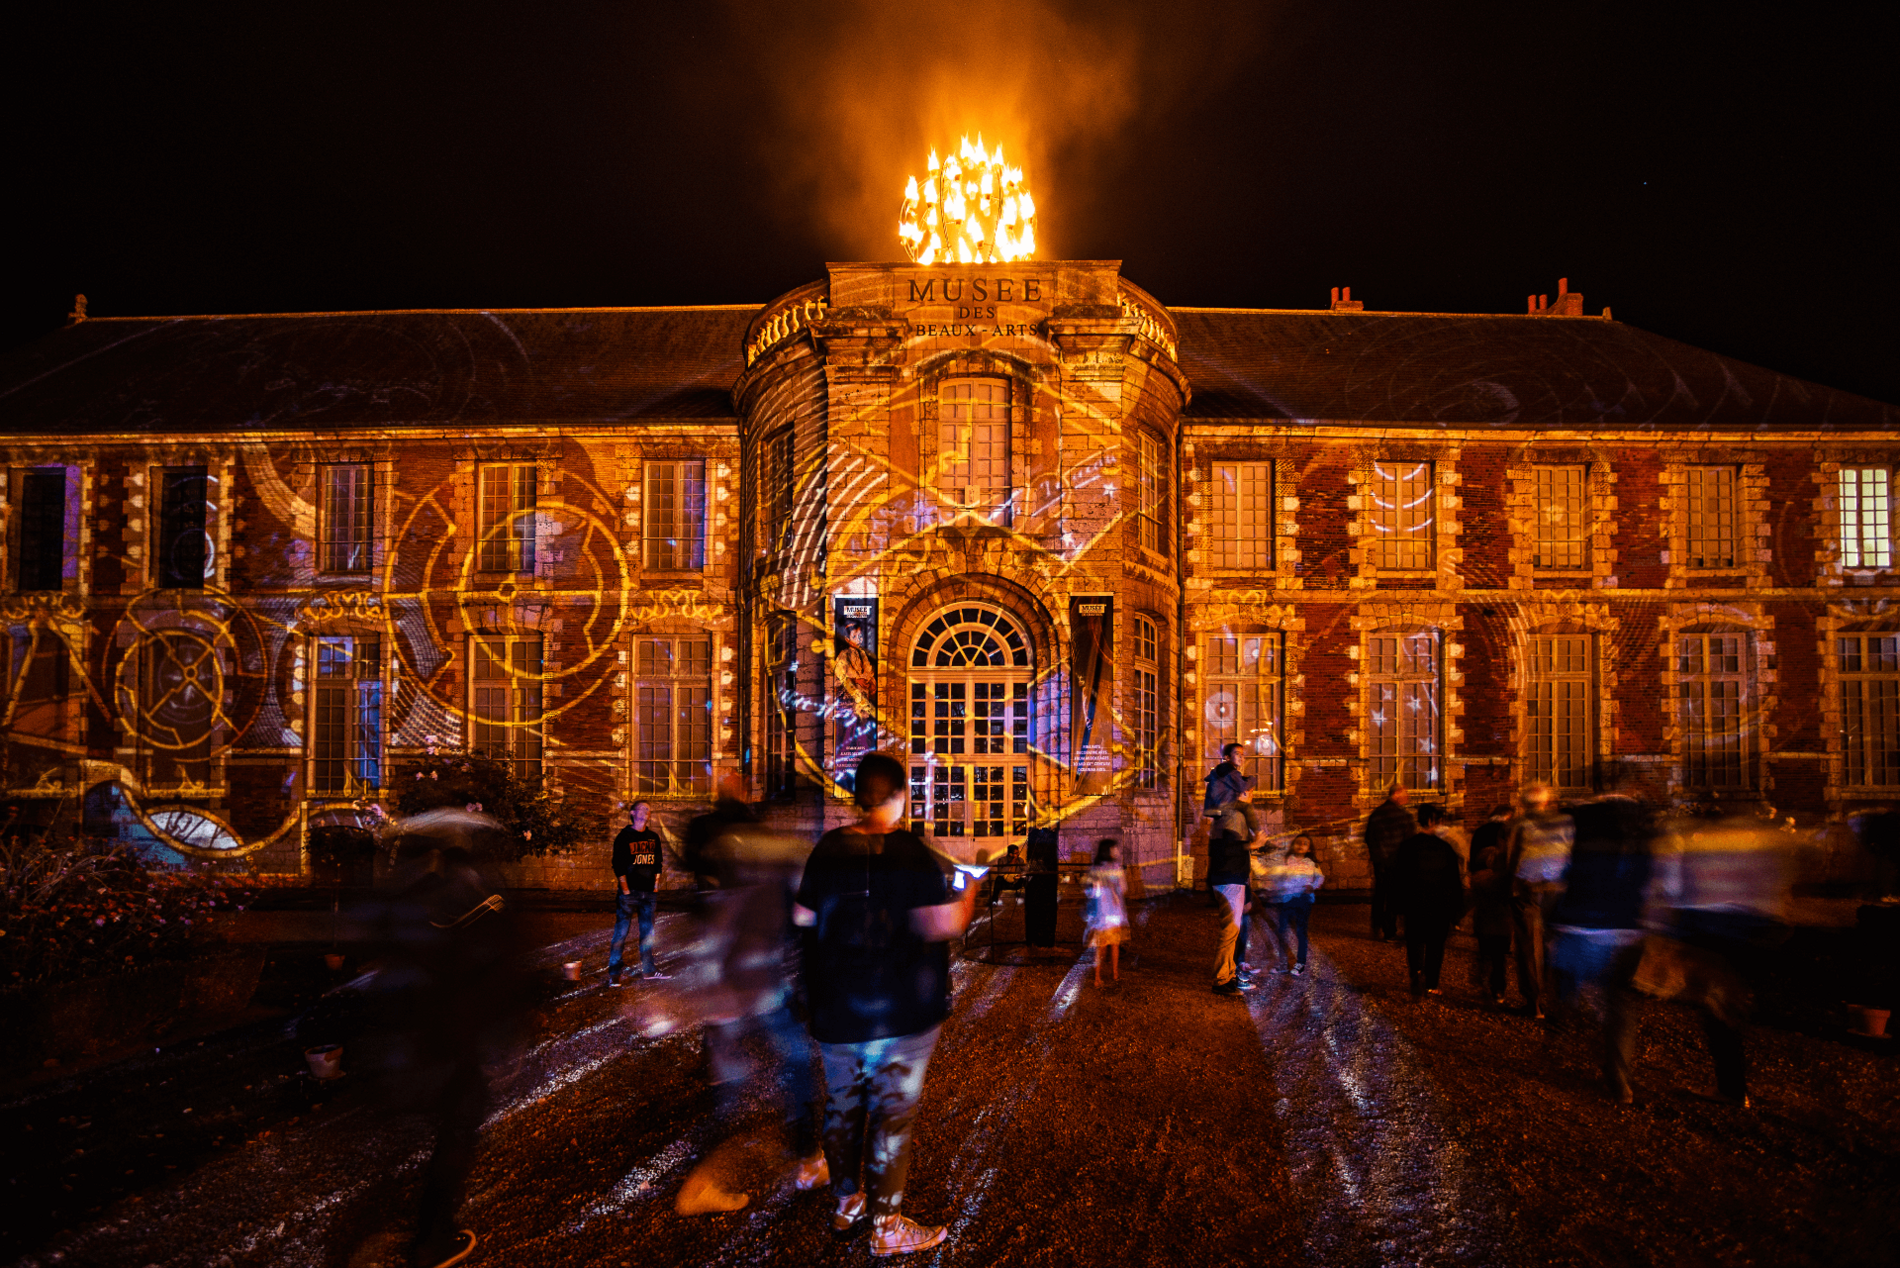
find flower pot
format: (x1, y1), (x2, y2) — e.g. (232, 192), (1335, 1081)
(323, 953), (346, 971)
(562, 960), (584, 981)
(304, 1043), (345, 1080)
(1848, 1005), (1891, 1038)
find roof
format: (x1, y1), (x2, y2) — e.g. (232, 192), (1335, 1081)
(1, 297), (1892, 439)
(0, 306), (758, 436)
(1173, 308), (1899, 431)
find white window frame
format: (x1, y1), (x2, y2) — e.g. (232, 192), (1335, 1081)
(1203, 632), (1283, 791)
(1368, 630), (1440, 791)
(1528, 632), (1593, 793)
(1370, 461), (1435, 571)
(1685, 465), (1740, 570)
(635, 634), (713, 796)
(1839, 467), (1893, 570)
(1679, 631), (1752, 789)
(470, 633), (544, 780)
(1533, 464), (1589, 570)
(1208, 462), (1271, 571)
(1841, 632), (1900, 788)
(1133, 615), (1160, 790)
(907, 606), (1034, 845)
(319, 463), (375, 576)
(1137, 432), (1164, 555)
(310, 634), (384, 795)
(476, 463), (537, 574)
(643, 460), (707, 572)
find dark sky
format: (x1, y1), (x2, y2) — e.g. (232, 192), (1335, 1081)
(7, 1), (1897, 403)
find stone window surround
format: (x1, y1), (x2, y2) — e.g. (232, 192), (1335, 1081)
(1128, 608), (1167, 793)
(0, 458), (94, 598)
(1811, 456), (1899, 587)
(1180, 440), (1301, 591)
(615, 447), (735, 581)
(1658, 458), (1771, 591)
(1503, 453), (1620, 589)
(1346, 447), (1464, 591)
(1183, 598), (1307, 804)
(913, 357), (1035, 534)
(1818, 603), (1900, 802)
(122, 452), (235, 597)
(1657, 601), (1777, 799)
(1344, 601), (1466, 809)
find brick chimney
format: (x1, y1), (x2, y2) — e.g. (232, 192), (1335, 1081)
(1330, 286), (1363, 312)
(1530, 278), (1585, 317)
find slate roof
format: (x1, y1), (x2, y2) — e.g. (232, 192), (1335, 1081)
(1173, 308), (1899, 431)
(0, 307), (758, 436)
(1, 299), (1892, 437)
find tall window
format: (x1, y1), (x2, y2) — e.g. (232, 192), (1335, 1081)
(138, 630), (214, 788)
(311, 636), (382, 793)
(1133, 615), (1160, 789)
(157, 466), (208, 589)
(1686, 466), (1739, 569)
(470, 634), (543, 779)
(939, 378), (1011, 523)
(1209, 463), (1271, 570)
(763, 614), (798, 798)
(1679, 632), (1749, 788)
(1534, 464), (1588, 569)
(320, 464), (374, 575)
(1370, 461), (1434, 570)
(1528, 633), (1592, 792)
(1840, 467), (1892, 569)
(15, 468), (68, 591)
(768, 430), (795, 551)
(1204, 633), (1283, 791)
(1136, 432), (1164, 555)
(1842, 633), (1900, 788)
(1368, 631), (1439, 790)
(644, 461), (707, 571)
(477, 464), (537, 574)
(635, 635), (712, 795)
(907, 606), (1033, 843)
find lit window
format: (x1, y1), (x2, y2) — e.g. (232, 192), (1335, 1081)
(1137, 432), (1164, 555)
(311, 636), (382, 794)
(1134, 615), (1160, 790)
(1370, 461), (1434, 570)
(644, 461), (707, 571)
(764, 614), (798, 799)
(1679, 633), (1750, 788)
(1534, 464), (1588, 569)
(320, 464), (374, 575)
(13, 467), (69, 591)
(1528, 634), (1592, 792)
(1840, 467), (1892, 569)
(635, 635), (712, 795)
(1842, 633), (1900, 787)
(470, 634), (543, 780)
(1685, 466), (1738, 569)
(1204, 633), (1283, 791)
(1209, 463), (1271, 570)
(156, 466), (209, 589)
(1368, 631), (1438, 791)
(477, 464), (537, 574)
(939, 378), (1011, 523)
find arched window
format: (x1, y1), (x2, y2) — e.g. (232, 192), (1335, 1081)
(908, 605), (1033, 844)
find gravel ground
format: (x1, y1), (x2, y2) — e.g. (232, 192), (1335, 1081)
(5, 896), (1897, 1268)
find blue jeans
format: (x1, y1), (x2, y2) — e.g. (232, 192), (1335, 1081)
(609, 890), (656, 977)
(818, 1024), (942, 1217)
(1274, 895), (1314, 967)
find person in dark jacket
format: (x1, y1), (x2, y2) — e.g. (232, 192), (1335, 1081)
(1467, 805), (1515, 1005)
(1202, 742), (1251, 818)
(608, 802), (666, 984)
(1209, 782), (1261, 994)
(1555, 776), (1657, 1101)
(1392, 804), (1465, 996)
(1363, 785), (1416, 940)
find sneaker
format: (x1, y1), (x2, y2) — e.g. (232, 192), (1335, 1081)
(870, 1213), (948, 1256)
(793, 1151), (829, 1191)
(1290, 964), (1305, 977)
(607, 973), (623, 988)
(1238, 961), (1254, 974)
(675, 1170), (749, 1215)
(644, 970), (673, 981)
(832, 1192), (869, 1240)
(415, 1229), (477, 1268)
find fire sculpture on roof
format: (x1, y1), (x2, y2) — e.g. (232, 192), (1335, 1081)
(898, 134), (1038, 266)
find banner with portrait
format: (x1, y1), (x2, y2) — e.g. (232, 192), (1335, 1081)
(1070, 596), (1114, 794)
(831, 597), (879, 776)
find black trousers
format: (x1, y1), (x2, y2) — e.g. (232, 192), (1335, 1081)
(1404, 909), (1454, 991)
(1370, 861), (1401, 938)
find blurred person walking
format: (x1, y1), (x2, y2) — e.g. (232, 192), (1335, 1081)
(1508, 781), (1574, 1019)
(1259, 832), (1325, 976)
(1467, 805), (1516, 1005)
(1364, 785), (1416, 941)
(1392, 804), (1466, 996)
(608, 801), (665, 985)
(793, 752), (977, 1255)
(672, 774), (823, 1216)
(1209, 781), (1262, 995)
(1085, 838), (1130, 986)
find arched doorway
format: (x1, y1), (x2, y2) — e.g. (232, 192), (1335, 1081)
(907, 604), (1034, 847)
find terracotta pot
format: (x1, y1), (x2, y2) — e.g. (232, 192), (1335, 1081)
(563, 960), (584, 981)
(1849, 1005), (1891, 1038)
(304, 1043), (344, 1080)
(323, 953), (346, 971)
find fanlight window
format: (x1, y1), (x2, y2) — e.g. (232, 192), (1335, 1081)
(911, 606), (1031, 670)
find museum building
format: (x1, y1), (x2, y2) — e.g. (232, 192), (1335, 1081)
(1, 258), (1897, 890)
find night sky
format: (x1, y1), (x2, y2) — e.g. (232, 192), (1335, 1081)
(7, 2), (1896, 404)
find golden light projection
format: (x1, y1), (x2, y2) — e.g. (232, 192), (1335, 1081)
(899, 134), (1037, 265)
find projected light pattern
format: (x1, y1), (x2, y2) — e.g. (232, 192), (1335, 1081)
(899, 134), (1037, 264)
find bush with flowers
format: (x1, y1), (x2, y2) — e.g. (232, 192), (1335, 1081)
(390, 745), (595, 859)
(0, 828), (251, 989)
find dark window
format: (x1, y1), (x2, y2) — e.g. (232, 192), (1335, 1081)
(321, 464), (374, 574)
(18, 468), (67, 590)
(158, 467), (208, 588)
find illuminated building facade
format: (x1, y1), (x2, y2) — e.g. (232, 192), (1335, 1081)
(2, 261), (1896, 889)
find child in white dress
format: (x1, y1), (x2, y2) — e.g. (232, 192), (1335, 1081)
(1086, 838), (1129, 986)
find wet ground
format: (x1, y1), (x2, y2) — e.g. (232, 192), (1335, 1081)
(6, 894), (1897, 1268)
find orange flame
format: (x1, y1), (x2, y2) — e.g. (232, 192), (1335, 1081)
(899, 134), (1037, 265)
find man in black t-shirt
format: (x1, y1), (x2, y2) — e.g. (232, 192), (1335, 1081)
(608, 802), (666, 984)
(792, 751), (976, 1256)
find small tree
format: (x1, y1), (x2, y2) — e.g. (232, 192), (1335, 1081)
(390, 749), (595, 859)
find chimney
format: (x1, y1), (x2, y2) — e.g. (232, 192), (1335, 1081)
(1531, 278), (1585, 317)
(1331, 285), (1363, 312)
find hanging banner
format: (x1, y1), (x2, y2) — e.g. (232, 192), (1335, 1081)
(1070, 596), (1114, 792)
(831, 597), (879, 775)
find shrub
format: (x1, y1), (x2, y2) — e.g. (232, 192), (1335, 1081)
(0, 831), (250, 988)
(390, 748), (595, 860)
